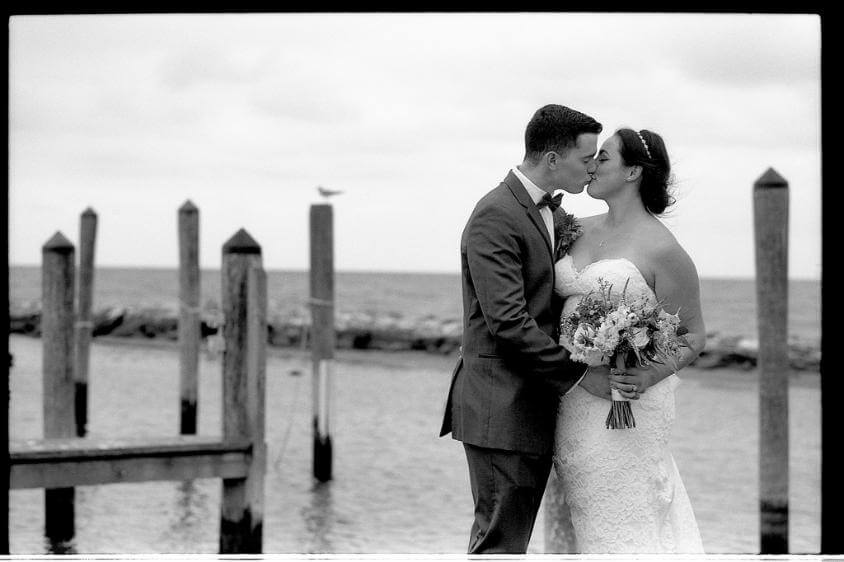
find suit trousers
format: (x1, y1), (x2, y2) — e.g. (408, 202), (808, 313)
(463, 442), (552, 554)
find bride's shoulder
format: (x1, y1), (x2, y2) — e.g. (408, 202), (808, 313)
(647, 218), (678, 244)
(645, 221), (699, 275)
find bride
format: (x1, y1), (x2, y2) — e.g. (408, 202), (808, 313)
(553, 127), (706, 553)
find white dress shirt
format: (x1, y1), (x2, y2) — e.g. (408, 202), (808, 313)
(512, 166), (555, 250)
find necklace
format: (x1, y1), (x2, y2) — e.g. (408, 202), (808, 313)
(598, 232), (615, 249)
(596, 218), (629, 250)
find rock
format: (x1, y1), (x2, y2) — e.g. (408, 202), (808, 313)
(7, 303), (819, 369)
(108, 308), (178, 340)
(92, 307), (125, 336)
(9, 312), (40, 335)
(267, 322), (306, 348)
(200, 321), (219, 338)
(694, 332), (819, 371)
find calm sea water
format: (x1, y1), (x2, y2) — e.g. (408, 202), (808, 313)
(9, 334), (820, 554)
(7, 266), (822, 553)
(9, 266), (821, 344)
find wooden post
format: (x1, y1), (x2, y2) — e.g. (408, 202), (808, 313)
(74, 208), (97, 437)
(2, 230), (9, 554)
(42, 232), (76, 545)
(179, 200), (200, 434)
(310, 204), (334, 482)
(244, 261), (266, 550)
(219, 229), (265, 553)
(543, 470), (577, 553)
(754, 167), (789, 554)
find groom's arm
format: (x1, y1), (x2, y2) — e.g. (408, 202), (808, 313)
(466, 205), (586, 380)
(578, 366), (612, 400)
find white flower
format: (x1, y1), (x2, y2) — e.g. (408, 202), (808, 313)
(631, 327), (650, 348)
(571, 347), (606, 367)
(606, 309), (631, 330)
(594, 320), (621, 353)
(572, 324), (596, 349)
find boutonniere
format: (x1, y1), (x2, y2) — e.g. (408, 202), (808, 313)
(554, 209), (583, 261)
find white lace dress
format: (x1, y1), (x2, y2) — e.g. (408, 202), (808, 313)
(552, 254), (704, 554)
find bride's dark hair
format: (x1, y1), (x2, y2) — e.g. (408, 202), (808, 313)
(615, 128), (675, 215)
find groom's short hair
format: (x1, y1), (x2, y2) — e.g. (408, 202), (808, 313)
(524, 104), (602, 163)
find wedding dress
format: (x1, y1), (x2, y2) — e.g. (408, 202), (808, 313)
(552, 254), (704, 554)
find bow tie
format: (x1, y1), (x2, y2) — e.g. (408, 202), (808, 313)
(537, 192), (563, 212)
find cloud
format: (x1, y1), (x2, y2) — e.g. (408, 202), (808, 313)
(8, 13), (821, 278)
(159, 47), (270, 91)
(658, 14), (820, 87)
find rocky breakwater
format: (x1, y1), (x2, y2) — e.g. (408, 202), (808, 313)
(9, 302), (820, 371)
(8, 302), (463, 355)
(693, 332), (820, 371)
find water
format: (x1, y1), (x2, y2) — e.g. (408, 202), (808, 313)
(9, 267), (464, 322)
(8, 334), (820, 554)
(9, 266), (821, 345)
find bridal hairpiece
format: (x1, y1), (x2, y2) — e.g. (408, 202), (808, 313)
(636, 130), (652, 159)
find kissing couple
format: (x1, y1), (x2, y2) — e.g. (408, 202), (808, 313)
(440, 104), (707, 554)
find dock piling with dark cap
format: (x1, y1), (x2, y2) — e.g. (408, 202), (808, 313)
(74, 207), (97, 438)
(219, 229), (266, 553)
(310, 204), (335, 482)
(754, 167), (790, 554)
(178, 200), (201, 435)
(42, 232), (77, 545)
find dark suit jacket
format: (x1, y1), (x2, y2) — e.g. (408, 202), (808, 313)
(439, 171), (586, 455)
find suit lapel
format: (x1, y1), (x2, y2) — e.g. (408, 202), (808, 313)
(502, 171), (554, 259)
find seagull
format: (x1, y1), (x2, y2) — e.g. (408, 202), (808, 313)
(317, 186), (344, 198)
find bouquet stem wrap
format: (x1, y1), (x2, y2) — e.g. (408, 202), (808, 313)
(605, 354), (636, 429)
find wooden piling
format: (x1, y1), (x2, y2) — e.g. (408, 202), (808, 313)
(42, 232), (76, 544)
(244, 262), (266, 550)
(219, 229), (265, 553)
(754, 168), (789, 554)
(178, 200), (200, 435)
(74, 208), (97, 437)
(310, 204), (334, 482)
(2, 237), (8, 554)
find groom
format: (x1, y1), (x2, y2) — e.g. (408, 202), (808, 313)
(440, 104), (609, 554)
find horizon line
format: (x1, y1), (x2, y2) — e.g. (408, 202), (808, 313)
(8, 262), (821, 283)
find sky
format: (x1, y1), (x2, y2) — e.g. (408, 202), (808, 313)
(8, 13), (821, 279)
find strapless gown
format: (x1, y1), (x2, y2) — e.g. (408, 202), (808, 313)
(552, 254), (704, 554)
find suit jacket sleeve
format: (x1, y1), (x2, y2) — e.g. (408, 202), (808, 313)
(466, 204), (586, 379)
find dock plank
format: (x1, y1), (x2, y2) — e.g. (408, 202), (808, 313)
(10, 435), (252, 489)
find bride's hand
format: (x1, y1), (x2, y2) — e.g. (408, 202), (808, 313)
(610, 362), (672, 399)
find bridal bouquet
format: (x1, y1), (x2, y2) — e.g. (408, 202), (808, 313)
(560, 278), (688, 429)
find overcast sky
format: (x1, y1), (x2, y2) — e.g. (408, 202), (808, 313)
(8, 13), (821, 279)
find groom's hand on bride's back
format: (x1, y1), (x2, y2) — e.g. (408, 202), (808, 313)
(578, 365), (613, 400)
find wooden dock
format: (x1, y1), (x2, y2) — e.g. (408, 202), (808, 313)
(7, 216), (267, 554)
